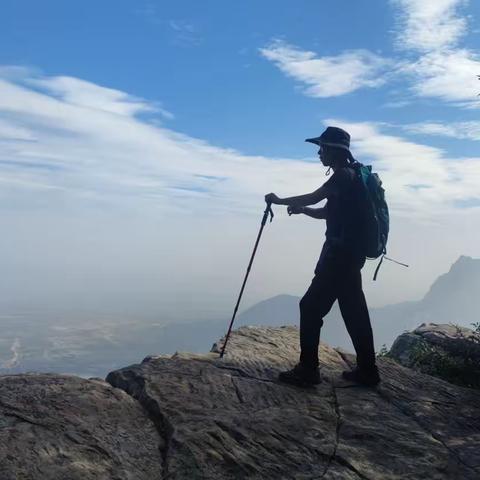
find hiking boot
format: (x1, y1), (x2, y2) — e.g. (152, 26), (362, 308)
(342, 366), (380, 387)
(278, 363), (321, 387)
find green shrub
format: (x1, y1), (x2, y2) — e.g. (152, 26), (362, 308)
(408, 325), (480, 389)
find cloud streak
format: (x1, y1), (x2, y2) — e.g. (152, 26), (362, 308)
(261, 2), (478, 108)
(401, 49), (480, 107)
(0, 69), (320, 217)
(259, 41), (392, 97)
(0, 68), (479, 222)
(391, 0), (469, 52)
(27, 76), (161, 117)
(391, 0), (480, 108)
(331, 119), (480, 218)
(401, 120), (480, 140)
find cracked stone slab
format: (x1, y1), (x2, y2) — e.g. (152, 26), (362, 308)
(107, 326), (480, 479)
(0, 373), (163, 480)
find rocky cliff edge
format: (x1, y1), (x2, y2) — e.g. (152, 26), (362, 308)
(2, 325), (480, 479)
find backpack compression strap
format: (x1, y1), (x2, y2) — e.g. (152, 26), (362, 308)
(373, 255), (409, 281)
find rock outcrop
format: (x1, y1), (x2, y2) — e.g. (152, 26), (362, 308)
(388, 322), (480, 389)
(1, 325), (479, 479)
(389, 323), (480, 366)
(106, 326), (480, 479)
(0, 373), (163, 479)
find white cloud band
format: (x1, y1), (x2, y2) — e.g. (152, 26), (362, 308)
(259, 40), (392, 98)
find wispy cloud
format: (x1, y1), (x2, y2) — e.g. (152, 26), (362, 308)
(136, 3), (202, 47)
(261, 2), (478, 109)
(400, 49), (480, 107)
(401, 120), (480, 140)
(0, 68), (317, 216)
(391, 0), (469, 52)
(0, 118), (36, 141)
(168, 19), (202, 47)
(382, 99), (413, 109)
(259, 40), (392, 97)
(27, 76), (160, 117)
(327, 118), (480, 217)
(390, 0), (479, 108)
(0, 68), (479, 221)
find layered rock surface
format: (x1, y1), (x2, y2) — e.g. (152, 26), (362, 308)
(0, 373), (162, 479)
(106, 326), (480, 479)
(1, 325), (479, 479)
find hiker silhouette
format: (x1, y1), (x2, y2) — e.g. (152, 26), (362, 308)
(265, 126), (380, 387)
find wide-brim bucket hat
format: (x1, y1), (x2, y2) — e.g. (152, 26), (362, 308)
(306, 126), (351, 151)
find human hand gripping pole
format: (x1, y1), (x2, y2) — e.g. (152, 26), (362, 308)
(219, 201), (274, 358)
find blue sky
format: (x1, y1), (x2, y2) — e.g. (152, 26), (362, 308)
(0, 0), (480, 317)
(2, 0), (479, 158)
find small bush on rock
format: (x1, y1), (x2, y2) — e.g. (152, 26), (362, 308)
(408, 323), (480, 389)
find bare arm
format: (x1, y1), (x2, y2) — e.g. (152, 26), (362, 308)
(275, 184), (331, 207)
(302, 207), (327, 219)
(288, 205), (327, 219)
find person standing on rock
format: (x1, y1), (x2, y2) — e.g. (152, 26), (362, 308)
(265, 126), (380, 387)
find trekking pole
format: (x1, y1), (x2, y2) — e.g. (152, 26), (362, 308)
(219, 201), (274, 358)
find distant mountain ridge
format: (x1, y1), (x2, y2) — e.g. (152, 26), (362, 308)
(234, 255), (480, 352)
(421, 255), (480, 322)
(235, 294), (299, 327)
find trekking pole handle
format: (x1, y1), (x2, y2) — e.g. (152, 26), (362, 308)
(262, 201), (274, 226)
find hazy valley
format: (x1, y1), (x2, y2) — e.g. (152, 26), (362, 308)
(1, 255), (478, 378)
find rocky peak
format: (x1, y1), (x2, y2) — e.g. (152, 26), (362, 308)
(423, 256), (480, 298)
(420, 255), (480, 318)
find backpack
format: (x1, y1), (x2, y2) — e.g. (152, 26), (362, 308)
(353, 163), (389, 259)
(351, 162), (392, 280)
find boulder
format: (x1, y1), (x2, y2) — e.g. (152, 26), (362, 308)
(0, 373), (162, 479)
(390, 323), (480, 367)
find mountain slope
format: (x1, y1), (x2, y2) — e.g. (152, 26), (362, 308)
(419, 255), (480, 324)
